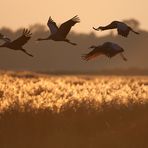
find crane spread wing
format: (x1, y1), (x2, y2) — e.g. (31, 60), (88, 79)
(117, 28), (130, 37)
(82, 48), (101, 61)
(11, 29), (32, 47)
(110, 43), (123, 51)
(47, 17), (59, 35)
(116, 22), (131, 37)
(0, 33), (11, 42)
(58, 15), (80, 38)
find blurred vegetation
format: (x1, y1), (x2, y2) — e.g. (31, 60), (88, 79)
(0, 99), (148, 148)
(0, 71), (147, 148)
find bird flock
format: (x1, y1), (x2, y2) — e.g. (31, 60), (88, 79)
(0, 15), (139, 63)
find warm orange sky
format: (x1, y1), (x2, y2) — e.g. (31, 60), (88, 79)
(0, 0), (148, 33)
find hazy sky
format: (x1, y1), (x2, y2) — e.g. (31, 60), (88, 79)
(0, 0), (148, 33)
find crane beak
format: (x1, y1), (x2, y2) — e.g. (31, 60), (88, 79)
(92, 27), (99, 31)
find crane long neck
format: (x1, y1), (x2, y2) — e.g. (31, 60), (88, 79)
(100, 23), (117, 30)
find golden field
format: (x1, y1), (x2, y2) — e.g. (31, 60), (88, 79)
(0, 71), (147, 113)
(0, 71), (148, 148)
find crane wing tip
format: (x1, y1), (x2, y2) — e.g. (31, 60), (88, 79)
(72, 15), (80, 22)
(23, 28), (32, 37)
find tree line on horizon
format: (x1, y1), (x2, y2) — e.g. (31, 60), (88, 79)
(0, 19), (147, 74)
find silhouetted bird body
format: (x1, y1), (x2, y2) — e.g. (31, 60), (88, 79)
(0, 29), (33, 57)
(37, 15), (80, 45)
(82, 42), (127, 61)
(93, 21), (139, 37)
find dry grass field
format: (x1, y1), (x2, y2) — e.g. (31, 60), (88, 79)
(0, 71), (148, 148)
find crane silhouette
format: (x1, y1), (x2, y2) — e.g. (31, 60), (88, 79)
(37, 15), (80, 45)
(0, 29), (33, 57)
(93, 21), (140, 37)
(82, 42), (127, 61)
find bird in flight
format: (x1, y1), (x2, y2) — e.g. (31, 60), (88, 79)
(93, 21), (140, 37)
(37, 15), (80, 45)
(0, 29), (33, 57)
(82, 42), (127, 61)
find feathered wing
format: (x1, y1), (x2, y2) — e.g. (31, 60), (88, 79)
(10, 29), (32, 47)
(58, 15), (80, 38)
(47, 17), (59, 35)
(116, 22), (130, 37)
(117, 28), (130, 37)
(82, 48), (101, 61)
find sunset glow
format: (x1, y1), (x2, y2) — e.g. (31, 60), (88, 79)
(0, 0), (148, 33)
